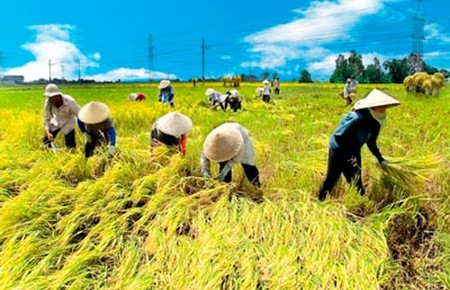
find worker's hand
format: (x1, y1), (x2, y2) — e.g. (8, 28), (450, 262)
(380, 159), (389, 166)
(45, 131), (54, 141)
(347, 156), (358, 168)
(83, 132), (92, 143)
(151, 138), (162, 147)
(108, 145), (116, 156)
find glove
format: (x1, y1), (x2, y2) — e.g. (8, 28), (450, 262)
(108, 145), (116, 156)
(380, 159), (389, 166)
(347, 156), (358, 168)
(83, 132), (92, 143)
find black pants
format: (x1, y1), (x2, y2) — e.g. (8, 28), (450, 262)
(211, 100), (226, 111)
(43, 129), (76, 148)
(318, 147), (364, 200)
(227, 100), (242, 112)
(219, 162), (260, 187)
(262, 95), (270, 103)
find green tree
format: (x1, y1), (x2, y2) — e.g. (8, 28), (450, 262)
(383, 58), (409, 83)
(299, 69), (313, 83)
(329, 50), (364, 83)
(361, 57), (388, 83)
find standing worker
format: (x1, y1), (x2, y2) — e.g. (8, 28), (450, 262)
(150, 112), (193, 155)
(262, 79), (271, 103)
(272, 77), (280, 95)
(318, 89), (401, 201)
(42, 83), (84, 150)
(78, 102), (117, 158)
(158, 80), (175, 108)
(342, 78), (354, 106)
(201, 122), (260, 187)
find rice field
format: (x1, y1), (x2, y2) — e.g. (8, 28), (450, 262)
(0, 82), (449, 289)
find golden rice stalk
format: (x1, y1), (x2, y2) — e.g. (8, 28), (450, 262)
(379, 154), (443, 192)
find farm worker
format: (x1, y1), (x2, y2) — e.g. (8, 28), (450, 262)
(318, 89), (400, 201)
(342, 78), (353, 106)
(42, 83), (85, 150)
(201, 122), (261, 187)
(128, 92), (146, 101)
(205, 88), (226, 111)
(78, 102), (117, 158)
(224, 89), (242, 112)
(158, 80), (175, 108)
(150, 112), (193, 155)
(261, 79), (271, 103)
(272, 77), (280, 95)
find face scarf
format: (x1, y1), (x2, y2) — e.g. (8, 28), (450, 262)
(179, 135), (187, 155)
(369, 109), (387, 128)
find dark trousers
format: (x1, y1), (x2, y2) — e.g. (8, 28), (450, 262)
(262, 95), (270, 103)
(318, 147), (364, 200)
(211, 100), (226, 111)
(43, 129), (76, 148)
(219, 162), (261, 187)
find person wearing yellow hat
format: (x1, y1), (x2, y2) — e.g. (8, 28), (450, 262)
(201, 122), (260, 187)
(318, 89), (401, 201)
(150, 112), (193, 155)
(158, 80), (175, 108)
(78, 101), (117, 158)
(42, 83), (85, 150)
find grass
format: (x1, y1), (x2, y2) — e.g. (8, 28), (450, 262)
(0, 82), (449, 289)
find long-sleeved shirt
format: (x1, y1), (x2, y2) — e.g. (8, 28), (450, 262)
(343, 83), (352, 98)
(201, 123), (255, 177)
(43, 95), (81, 134)
(262, 84), (271, 95)
(329, 109), (383, 162)
(85, 118), (116, 146)
(159, 86), (175, 104)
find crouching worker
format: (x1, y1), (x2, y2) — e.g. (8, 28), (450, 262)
(201, 122), (260, 187)
(224, 90), (242, 112)
(158, 80), (175, 108)
(42, 84), (84, 150)
(318, 89), (400, 201)
(129, 92), (146, 101)
(150, 112), (193, 155)
(78, 102), (117, 158)
(205, 88), (226, 111)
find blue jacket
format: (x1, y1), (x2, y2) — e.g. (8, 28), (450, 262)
(329, 109), (383, 162)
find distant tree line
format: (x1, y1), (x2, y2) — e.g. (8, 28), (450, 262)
(327, 50), (449, 84)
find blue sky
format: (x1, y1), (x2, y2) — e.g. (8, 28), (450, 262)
(0, 0), (448, 82)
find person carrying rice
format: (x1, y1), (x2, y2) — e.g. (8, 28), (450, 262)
(318, 89), (401, 201)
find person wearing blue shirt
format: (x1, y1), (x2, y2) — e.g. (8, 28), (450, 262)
(78, 102), (117, 158)
(158, 80), (175, 108)
(318, 89), (400, 201)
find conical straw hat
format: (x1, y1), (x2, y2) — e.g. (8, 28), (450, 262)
(353, 89), (400, 110)
(205, 88), (215, 96)
(203, 125), (243, 162)
(158, 80), (171, 89)
(78, 102), (110, 124)
(157, 112), (193, 138)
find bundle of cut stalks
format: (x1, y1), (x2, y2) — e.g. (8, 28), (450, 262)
(378, 154), (443, 191)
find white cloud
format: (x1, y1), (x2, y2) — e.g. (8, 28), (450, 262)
(242, 0), (386, 73)
(425, 23), (450, 43)
(85, 68), (177, 82)
(4, 24), (174, 82)
(5, 24), (100, 82)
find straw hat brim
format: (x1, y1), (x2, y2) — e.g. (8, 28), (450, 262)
(78, 102), (110, 124)
(203, 126), (243, 162)
(157, 112), (193, 138)
(353, 89), (401, 110)
(158, 80), (171, 89)
(205, 88), (215, 96)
